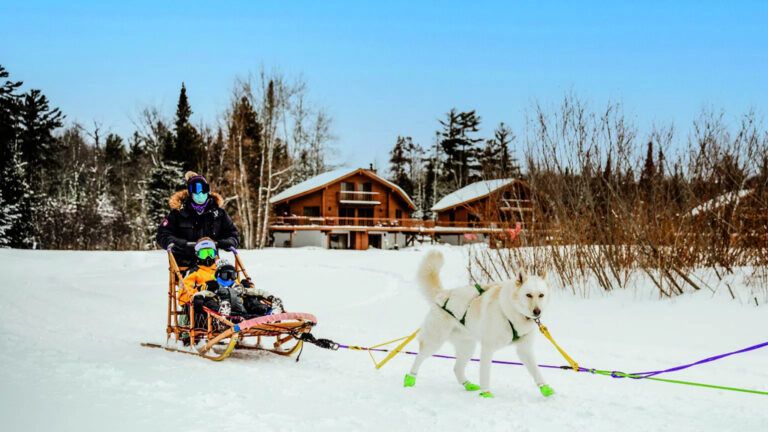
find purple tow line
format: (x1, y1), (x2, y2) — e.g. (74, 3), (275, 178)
(337, 340), (768, 379)
(625, 340), (768, 379)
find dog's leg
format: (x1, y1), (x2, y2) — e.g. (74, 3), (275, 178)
(452, 338), (479, 391)
(478, 345), (495, 398)
(516, 337), (554, 397)
(405, 315), (451, 387)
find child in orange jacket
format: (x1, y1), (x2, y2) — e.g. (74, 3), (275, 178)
(178, 237), (218, 305)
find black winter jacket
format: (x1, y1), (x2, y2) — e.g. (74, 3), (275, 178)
(156, 190), (239, 267)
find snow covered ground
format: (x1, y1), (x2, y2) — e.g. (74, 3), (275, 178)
(0, 246), (766, 432)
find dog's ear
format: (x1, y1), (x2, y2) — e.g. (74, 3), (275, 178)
(516, 269), (527, 288)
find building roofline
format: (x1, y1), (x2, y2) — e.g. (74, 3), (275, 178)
(269, 167), (416, 210)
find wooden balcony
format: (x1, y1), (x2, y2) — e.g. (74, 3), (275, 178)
(270, 216), (553, 234)
(337, 191), (381, 205)
(269, 216), (561, 246)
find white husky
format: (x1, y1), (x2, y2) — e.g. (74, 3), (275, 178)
(404, 250), (554, 399)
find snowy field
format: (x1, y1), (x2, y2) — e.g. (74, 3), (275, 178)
(1, 246), (766, 432)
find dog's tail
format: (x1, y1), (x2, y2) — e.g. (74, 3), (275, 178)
(416, 250), (444, 301)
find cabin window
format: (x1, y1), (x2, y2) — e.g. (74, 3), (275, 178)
(341, 182), (355, 192)
(339, 207), (355, 218)
(396, 210), (403, 219)
(303, 206), (320, 217)
(358, 208), (373, 219)
(361, 182), (372, 192)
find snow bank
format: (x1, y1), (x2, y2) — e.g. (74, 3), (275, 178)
(0, 247), (766, 431)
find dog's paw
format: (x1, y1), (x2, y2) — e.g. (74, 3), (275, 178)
(539, 384), (555, 397)
(404, 373), (416, 388)
(479, 391), (494, 399)
(463, 381), (481, 392)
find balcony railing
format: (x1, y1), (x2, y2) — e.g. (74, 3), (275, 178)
(270, 216), (551, 230)
(338, 191), (381, 204)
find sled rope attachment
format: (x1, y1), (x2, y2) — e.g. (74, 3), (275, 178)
(534, 317), (578, 371)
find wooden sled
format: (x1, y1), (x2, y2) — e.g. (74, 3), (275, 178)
(144, 249), (318, 361)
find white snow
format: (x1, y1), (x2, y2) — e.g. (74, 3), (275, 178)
(431, 179), (516, 212)
(688, 189), (754, 217)
(0, 247), (767, 432)
(269, 167), (415, 208)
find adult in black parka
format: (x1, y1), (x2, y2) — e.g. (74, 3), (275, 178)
(156, 171), (239, 267)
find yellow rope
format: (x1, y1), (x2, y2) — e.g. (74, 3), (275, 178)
(373, 329), (420, 370)
(536, 321), (579, 371)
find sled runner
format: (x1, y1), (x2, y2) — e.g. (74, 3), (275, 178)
(144, 249), (323, 361)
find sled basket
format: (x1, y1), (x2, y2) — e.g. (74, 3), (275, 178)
(158, 250), (317, 361)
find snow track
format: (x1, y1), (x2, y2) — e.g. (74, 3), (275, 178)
(1, 247), (766, 431)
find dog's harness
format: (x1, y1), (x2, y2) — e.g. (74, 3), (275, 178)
(438, 283), (520, 342)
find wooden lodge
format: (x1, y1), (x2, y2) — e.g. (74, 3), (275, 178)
(268, 169), (540, 249)
(269, 168), (417, 249)
(430, 179), (536, 246)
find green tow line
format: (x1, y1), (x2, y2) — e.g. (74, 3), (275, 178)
(588, 369), (768, 396)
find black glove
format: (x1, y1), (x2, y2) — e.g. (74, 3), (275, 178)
(217, 238), (235, 251)
(168, 240), (193, 255)
(204, 280), (220, 292)
(241, 278), (254, 288)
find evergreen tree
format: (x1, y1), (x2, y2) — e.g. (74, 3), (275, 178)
(388, 136), (414, 197)
(145, 119), (183, 246)
(0, 65), (24, 246)
(438, 109), (483, 190)
(17, 89), (64, 190)
(480, 122), (519, 179)
(0, 65), (22, 164)
(639, 141), (655, 198)
(166, 83), (203, 172)
(0, 147), (33, 247)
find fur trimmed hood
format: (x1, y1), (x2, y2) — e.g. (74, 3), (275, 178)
(169, 190), (225, 210)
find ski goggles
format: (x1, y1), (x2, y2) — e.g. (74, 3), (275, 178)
(196, 248), (216, 260)
(216, 268), (237, 281)
(187, 177), (210, 195)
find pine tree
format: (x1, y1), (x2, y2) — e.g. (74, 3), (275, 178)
(228, 95), (263, 248)
(640, 141), (655, 198)
(388, 136), (414, 197)
(0, 148), (33, 247)
(438, 109), (483, 190)
(0, 65), (24, 246)
(166, 83), (203, 172)
(480, 122), (519, 179)
(145, 119), (183, 247)
(0, 65), (22, 164)
(17, 89), (64, 191)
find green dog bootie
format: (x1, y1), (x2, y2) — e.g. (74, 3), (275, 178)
(539, 384), (555, 397)
(479, 391), (494, 399)
(404, 373), (416, 388)
(463, 381), (481, 391)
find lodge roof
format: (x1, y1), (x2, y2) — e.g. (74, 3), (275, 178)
(431, 178), (520, 212)
(688, 188), (754, 217)
(269, 167), (416, 209)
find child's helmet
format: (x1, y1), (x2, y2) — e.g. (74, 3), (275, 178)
(215, 263), (237, 287)
(194, 237), (217, 266)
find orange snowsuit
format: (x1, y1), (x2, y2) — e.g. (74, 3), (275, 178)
(178, 264), (217, 305)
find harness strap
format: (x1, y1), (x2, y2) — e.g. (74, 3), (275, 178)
(438, 283), (519, 343)
(440, 298), (459, 321)
(508, 320), (520, 341)
(474, 283), (485, 294)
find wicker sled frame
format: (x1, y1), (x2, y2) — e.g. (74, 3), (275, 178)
(156, 250), (317, 361)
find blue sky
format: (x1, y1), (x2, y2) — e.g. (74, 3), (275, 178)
(2, 1), (766, 169)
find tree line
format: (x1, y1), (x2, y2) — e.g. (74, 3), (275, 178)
(0, 65), (332, 249)
(387, 109), (522, 215)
